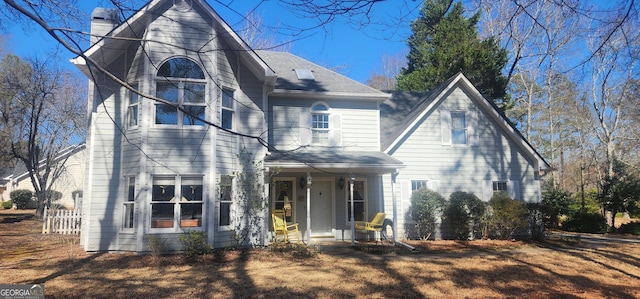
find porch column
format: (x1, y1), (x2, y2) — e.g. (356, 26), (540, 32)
(391, 170), (399, 245)
(306, 172), (312, 244)
(350, 174), (355, 246)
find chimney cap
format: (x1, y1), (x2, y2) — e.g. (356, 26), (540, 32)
(91, 7), (120, 23)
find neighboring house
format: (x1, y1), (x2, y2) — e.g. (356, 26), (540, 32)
(1, 144), (85, 209)
(73, 0), (549, 252)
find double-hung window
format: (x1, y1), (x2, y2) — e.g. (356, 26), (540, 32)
(347, 179), (366, 223)
(441, 110), (478, 146)
(221, 89), (234, 130)
(218, 176), (233, 227)
(451, 112), (467, 145)
(155, 58), (206, 126)
(150, 176), (203, 229)
(127, 84), (138, 128)
(311, 104), (330, 144)
(122, 177), (135, 230)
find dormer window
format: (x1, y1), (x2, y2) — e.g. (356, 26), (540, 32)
(155, 58), (206, 126)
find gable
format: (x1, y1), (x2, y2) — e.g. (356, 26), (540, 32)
(72, 0), (275, 86)
(381, 73), (550, 171)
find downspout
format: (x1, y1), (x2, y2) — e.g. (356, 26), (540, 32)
(391, 170), (414, 251)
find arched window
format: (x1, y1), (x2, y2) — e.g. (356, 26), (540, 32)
(155, 58), (206, 126)
(311, 103), (330, 144)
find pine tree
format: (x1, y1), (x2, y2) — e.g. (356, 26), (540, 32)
(397, 0), (510, 109)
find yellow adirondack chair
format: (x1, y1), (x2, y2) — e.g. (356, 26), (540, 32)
(272, 210), (302, 244)
(354, 212), (386, 241)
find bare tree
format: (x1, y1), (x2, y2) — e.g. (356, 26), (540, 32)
(0, 54), (86, 217)
(237, 11), (292, 52)
(366, 52), (405, 90)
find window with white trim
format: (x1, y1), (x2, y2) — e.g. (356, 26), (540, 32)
(441, 110), (478, 146)
(411, 180), (428, 192)
(122, 176), (135, 230)
(451, 112), (467, 145)
(493, 181), (508, 193)
(347, 179), (366, 222)
(219, 175), (233, 227)
(127, 84), (138, 128)
(311, 103), (330, 144)
(221, 89), (234, 130)
(155, 58), (206, 126)
(273, 180), (294, 223)
(150, 176), (204, 229)
(483, 180), (519, 201)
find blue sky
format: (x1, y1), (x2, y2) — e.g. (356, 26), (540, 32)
(5, 1), (419, 84)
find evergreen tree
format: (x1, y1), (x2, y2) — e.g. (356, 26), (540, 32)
(397, 0), (510, 110)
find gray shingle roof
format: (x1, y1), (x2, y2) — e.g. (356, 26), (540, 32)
(265, 148), (404, 173)
(379, 73), (459, 150)
(255, 50), (388, 96)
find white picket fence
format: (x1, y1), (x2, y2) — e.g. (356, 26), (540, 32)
(42, 206), (81, 234)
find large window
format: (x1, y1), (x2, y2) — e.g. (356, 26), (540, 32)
(150, 176), (203, 229)
(122, 177), (135, 230)
(221, 89), (234, 130)
(451, 112), (467, 145)
(127, 84), (138, 128)
(311, 103), (330, 144)
(273, 180), (294, 223)
(219, 176), (233, 227)
(347, 180), (366, 222)
(155, 58), (206, 126)
(441, 110), (478, 146)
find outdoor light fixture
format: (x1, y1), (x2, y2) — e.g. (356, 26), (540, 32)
(338, 177), (345, 189)
(299, 176), (306, 189)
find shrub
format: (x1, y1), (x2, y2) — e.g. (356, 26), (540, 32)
(541, 187), (572, 228)
(10, 189), (34, 209)
(488, 192), (529, 239)
(616, 222), (640, 235)
(410, 188), (446, 240)
(562, 212), (608, 234)
(2, 200), (13, 209)
(146, 235), (168, 258)
(179, 230), (212, 260)
(445, 191), (485, 240)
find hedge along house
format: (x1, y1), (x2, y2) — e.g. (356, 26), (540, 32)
(73, 0), (549, 252)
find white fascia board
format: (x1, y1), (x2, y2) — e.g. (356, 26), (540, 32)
(457, 76), (551, 170)
(270, 89), (391, 102)
(383, 73), (463, 154)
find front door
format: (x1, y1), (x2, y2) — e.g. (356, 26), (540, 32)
(310, 180), (333, 235)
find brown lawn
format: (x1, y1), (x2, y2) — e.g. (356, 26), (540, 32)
(1, 211), (639, 298)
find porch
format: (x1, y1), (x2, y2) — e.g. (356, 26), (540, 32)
(264, 149), (404, 244)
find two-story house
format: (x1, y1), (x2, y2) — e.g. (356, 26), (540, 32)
(73, 0), (549, 252)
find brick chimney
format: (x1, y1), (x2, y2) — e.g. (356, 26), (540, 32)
(90, 7), (120, 45)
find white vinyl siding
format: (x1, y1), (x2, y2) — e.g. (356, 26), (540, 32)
(383, 86), (541, 240)
(272, 98), (376, 151)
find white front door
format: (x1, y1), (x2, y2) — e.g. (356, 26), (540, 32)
(310, 180), (333, 235)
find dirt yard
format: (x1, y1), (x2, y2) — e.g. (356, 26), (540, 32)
(1, 211), (639, 298)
